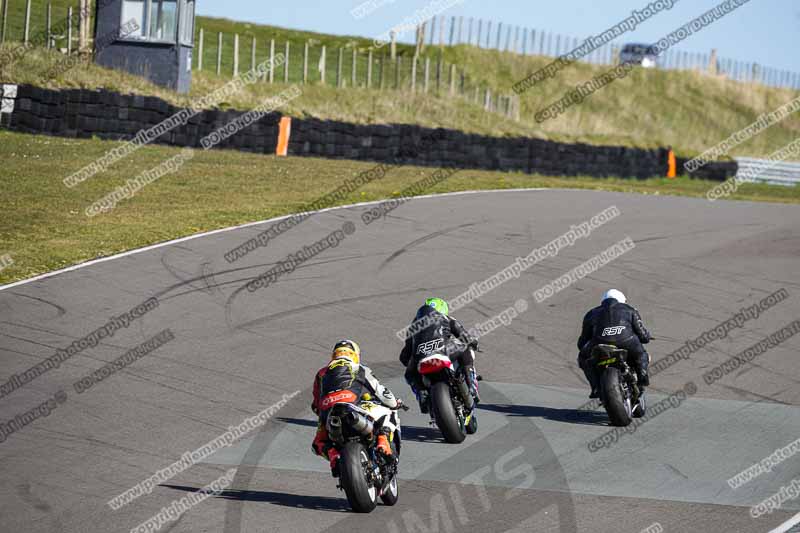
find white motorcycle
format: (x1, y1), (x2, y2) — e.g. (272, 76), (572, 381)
(326, 397), (408, 513)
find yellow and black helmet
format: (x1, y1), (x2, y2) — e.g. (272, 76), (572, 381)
(331, 339), (361, 365)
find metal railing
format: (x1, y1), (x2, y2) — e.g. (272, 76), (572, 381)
(735, 157), (800, 186)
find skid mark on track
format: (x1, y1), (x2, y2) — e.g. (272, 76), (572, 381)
(663, 463), (690, 480)
(378, 222), (478, 271)
(8, 292), (67, 317)
(718, 383), (791, 405)
(229, 286), (462, 331)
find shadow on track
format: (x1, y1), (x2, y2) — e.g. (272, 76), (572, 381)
(276, 417), (316, 428)
(400, 425), (446, 443)
(161, 484), (350, 512)
(478, 403), (607, 426)
(276, 417), (447, 443)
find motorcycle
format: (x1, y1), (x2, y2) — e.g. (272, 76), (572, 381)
(417, 345), (480, 443)
(590, 344), (646, 426)
(326, 397), (408, 513)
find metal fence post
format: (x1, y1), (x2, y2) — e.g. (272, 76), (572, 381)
(284, 41), (290, 83)
(66, 6), (72, 54)
(495, 22), (502, 50)
(233, 34), (240, 76)
(251, 36), (256, 72)
(379, 53), (384, 89)
(78, 0), (86, 52)
(0, 0), (8, 44)
(457, 16), (462, 44)
(337, 47), (343, 88)
(351, 48), (357, 87)
(424, 57), (430, 93)
(46, 2), (51, 49)
(197, 28), (203, 70)
(448, 16), (455, 45)
(269, 39), (275, 82)
(436, 51), (441, 92)
(303, 41), (308, 83)
(216, 32), (222, 75)
(367, 49), (372, 88)
(476, 19), (482, 48)
(24, 0), (31, 43)
(467, 17), (472, 45)
(411, 55), (417, 92)
(320, 45), (326, 84)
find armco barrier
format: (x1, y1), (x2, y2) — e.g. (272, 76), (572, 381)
(735, 157), (800, 187)
(0, 83), (737, 181)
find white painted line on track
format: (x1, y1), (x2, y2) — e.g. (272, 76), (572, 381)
(768, 512), (800, 533)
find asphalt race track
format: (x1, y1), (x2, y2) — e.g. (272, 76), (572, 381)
(1, 189), (799, 533)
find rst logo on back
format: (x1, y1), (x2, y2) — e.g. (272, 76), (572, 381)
(416, 338), (445, 356)
(601, 326), (626, 336)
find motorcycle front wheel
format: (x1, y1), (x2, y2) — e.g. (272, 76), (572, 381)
(380, 475), (399, 506)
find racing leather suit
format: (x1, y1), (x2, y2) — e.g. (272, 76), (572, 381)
(399, 305), (479, 406)
(577, 298), (652, 390)
(311, 358), (399, 458)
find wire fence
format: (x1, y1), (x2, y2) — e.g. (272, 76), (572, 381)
(193, 28), (521, 120)
(402, 14), (800, 90)
(1, 1), (797, 95)
(0, 0), (82, 53)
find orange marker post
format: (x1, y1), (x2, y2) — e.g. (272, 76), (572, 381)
(276, 116), (292, 156)
(667, 148), (677, 178)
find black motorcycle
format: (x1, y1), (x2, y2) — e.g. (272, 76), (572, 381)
(591, 344), (646, 426)
(326, 399), (407, 512)
(417, 346), (480, 443)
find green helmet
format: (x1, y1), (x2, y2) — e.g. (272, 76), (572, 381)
(425, 297), (449, 316)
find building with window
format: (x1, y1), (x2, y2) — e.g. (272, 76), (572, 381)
(94, 0), (196, 93)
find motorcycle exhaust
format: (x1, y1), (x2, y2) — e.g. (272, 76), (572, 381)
(328, 415), (344, 442)
(345, 410), (374, 437)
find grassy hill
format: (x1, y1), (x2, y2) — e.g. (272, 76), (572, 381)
(1, 1), (799, 158)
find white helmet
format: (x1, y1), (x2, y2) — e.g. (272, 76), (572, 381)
(602, 289), (626, 304)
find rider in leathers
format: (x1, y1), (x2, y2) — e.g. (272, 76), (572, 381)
(578, 289), (652, 398)
(312, 340), (399, 474)
(399, 298), (480, 413)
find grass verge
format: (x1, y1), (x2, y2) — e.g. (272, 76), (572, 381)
(0, 129), (798, 285)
